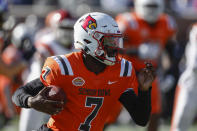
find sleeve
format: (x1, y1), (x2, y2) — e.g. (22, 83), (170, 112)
(12, 78), (45, 108)
(40, 56), (62, 86)
(119, 87), (151, 126)
(119, 66), (151, 126)
(126, 65), (139, 95)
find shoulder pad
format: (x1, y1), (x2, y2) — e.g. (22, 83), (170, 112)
(117, 12), (138, 31)
(122, 12), (138, 30)
(51, 55), (74, 76)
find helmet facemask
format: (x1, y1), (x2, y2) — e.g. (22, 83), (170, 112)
(92, 31), (122, 65)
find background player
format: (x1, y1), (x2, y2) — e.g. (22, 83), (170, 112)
(0, 4), (27, 78)
(18, 9), (76, 131)
(0, 15), (36, 129)
(12, 12), (155, 131)
(170, 23), (197, 131)
(116, 0), (177, 131)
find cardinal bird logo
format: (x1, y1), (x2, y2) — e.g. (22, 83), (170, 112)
(82, 15), (97, 32)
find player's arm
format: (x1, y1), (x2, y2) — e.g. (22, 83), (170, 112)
(12, 78), (45, 108)
(119, 87), (151, 126)
(119, 63), (155, 126)
(13, 56), (66, 115)
(12, 78), (64, 115)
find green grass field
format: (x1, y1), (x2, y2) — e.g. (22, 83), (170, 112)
(1, 116), (197, 131)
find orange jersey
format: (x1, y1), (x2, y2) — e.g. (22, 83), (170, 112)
(0, 45), (23, 116)
(40, 51), (138, 131)
(116, 12), (176, 70)
(0, 75), (14, 118)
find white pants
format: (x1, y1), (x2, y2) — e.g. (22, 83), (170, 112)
(19, 108), (50, 131)
(171, 69), (197, 131)
(19, 57), (50, 131)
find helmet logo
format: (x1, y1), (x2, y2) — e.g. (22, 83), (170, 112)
(82, 15), (97, 32)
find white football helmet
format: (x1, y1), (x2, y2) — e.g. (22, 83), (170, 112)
(74, 12), (122, 65)
(134, 0), (164, 23)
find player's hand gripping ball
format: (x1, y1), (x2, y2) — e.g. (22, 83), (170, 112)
(47, 85), (67, 104)
(27, 86), (66, 115)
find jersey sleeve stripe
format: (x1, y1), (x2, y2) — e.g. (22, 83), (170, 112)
(120, 59), (126, 77)
(120, 59), (132, 77)
(56, 55), (69, 75)
(60, 55), (74, 76)
(127, 61), (132, 77)
(51, 56), (65, 75)
(123, 61), (129, 76)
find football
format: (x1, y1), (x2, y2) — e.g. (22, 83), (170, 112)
(46, 85), (67, 103)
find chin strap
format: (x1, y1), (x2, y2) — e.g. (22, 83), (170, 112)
(84, 46), (90, 53)
(84, 45), (115, 66)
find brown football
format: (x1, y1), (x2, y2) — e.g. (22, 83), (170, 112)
(47, 85), (66, 103)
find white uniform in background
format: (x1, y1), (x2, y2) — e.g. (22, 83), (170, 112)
(19, 32), (76, 131)
(171, 24), (197, 131)
(19, 9), (76, 131)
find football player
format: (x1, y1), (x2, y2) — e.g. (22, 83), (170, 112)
(170, 23), (197, 131)
(0, 44), (23, 128)
(0, 21), (36, 129)
(12, 12), (155, 131)
(116, 0), (177, 131)
(0, 13), (27, 78)
(18, 9), (76, 131)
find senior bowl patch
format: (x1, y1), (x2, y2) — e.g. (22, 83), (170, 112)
(72, 77), (85, 86)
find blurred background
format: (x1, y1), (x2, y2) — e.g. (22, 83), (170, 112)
(0, 0), (197, 131)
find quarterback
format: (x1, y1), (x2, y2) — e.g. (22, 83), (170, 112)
(12, 12), (155, 131)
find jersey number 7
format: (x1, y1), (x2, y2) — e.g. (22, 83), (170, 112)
(79, 97), (104, 131)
